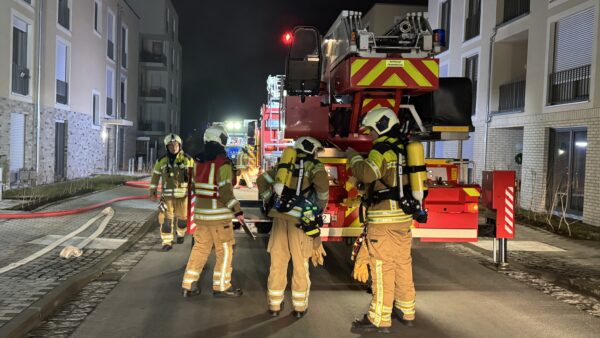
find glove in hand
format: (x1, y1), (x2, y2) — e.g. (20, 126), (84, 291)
(311, 243), (327, 267)
(353, 261), (369, 283)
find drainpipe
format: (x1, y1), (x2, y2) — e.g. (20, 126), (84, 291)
(115, 4), (123, 173)
(482, 26), (498, 173)
(35, 0), (45, 175)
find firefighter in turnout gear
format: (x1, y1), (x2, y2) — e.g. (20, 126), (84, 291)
(258, 136), (329, 318)
(234, 145), (254, 188)
(149, 133), (194, 251)
(181, 125), (244, 298)
(348, 107), (427, 332)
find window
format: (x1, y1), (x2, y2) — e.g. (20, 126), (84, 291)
(548, 7), (594, 105)
(465, 0), (480, 41)
(94, 1), (102, 35)
(171, 47), (175, 69)
(166, 7), (170, 33)
(441, 0), (451, 47)
(172, 18), (176, 40)
(58, 0), (70, 30)
(107, 10), (115, 60)
(106, 68), (114, 116)
(547, 128), (587, 215)
(55, 40), (69, 105)
(11, 16), (30, 96)
(93, 91), (101, 126)
(171, 79), (175, 103)
(22, 0), (32, 5)
(120, 76), (127, 119)
(464, 54), (478, 115)
(501, 0), (530, 24)
(121, 25), (128, 68)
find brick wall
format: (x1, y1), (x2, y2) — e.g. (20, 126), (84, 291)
(0, 97), (35, 186)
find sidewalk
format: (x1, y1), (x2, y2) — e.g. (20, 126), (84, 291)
(0, 184), (156, 336)
(467, 223), (600, 299)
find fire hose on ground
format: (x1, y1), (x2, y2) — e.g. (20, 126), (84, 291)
(0, 181), (151, 220)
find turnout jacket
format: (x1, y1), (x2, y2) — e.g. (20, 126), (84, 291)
(347, 136), (412, 225)
(150, 152), (194, 198)
(192, 154), (242, 221)
(264, 153), (329, 223)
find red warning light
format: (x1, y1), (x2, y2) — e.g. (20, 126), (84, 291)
(282, 32), (293, 44)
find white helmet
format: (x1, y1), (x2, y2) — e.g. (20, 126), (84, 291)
(360, 107), (400, 135)
(164, 133), (182, 148)
(204, 125), (228, 146)
(294, 136), (323, 155)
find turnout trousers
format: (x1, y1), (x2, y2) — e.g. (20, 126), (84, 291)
(267, 218), (313, 312)
(366, 221), (416, 328)
(157, 197), (188, 246)
(182, 219), (235, 292)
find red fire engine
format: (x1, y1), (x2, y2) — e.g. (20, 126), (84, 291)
(262, 10), (481, 242)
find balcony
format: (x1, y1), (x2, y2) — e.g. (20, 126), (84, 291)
(56, 80), (69, 105)
(138, 120), (166, 133)
(548, 64), (591, 105)
(465, 12), (480, 41)
(11, 63), (30, 95)
(497, 79), (525, 113)
(140, 87), (167, 102)
(499, 0), (529, 25)
(140, 51), (167, 65)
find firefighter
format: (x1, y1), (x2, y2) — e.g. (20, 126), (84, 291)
(258, 136), (329, 318)
(348, 107), (427, 332)
(149, 133), (194, 251)
(234, 145), (254, 189)
(181, 125), (244, 298)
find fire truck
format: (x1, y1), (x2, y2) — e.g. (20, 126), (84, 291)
(272, 10), (480, 242)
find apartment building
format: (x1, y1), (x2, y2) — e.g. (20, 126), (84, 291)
(1, 0), (140, 186)
(428, 0), (599, 226)
(129, 0), (182, 165)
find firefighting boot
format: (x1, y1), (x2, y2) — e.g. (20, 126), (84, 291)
(351, 314), (391, 334)
(162, 244), (173, 251)
(176, 236), (185, 244)
(213, 287), (243, 298)
(393, 308), (415, 327)
(182, 283), (200, 298)
(292, 309), (307, 319)
(269, 302), (284, 317)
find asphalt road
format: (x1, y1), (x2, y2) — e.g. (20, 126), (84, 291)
(70, 234), (600, 338)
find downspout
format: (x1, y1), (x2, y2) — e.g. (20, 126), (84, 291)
(35, 0), (45, 175)
(115, 4), (123, 173)
(482, 26), (498, 173)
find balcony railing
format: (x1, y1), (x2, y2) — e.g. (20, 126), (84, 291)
(140, 87), (167, 99)
(138, 120), (166, 132)
(11, 63), (30, 95)
(548, 64), (590, 105)
(58, 0), (70, 30)
(106, 97), (114, 116)
(465, 12), (480, 40)
(56, 80), (69, 105)
(501, 0), (530, 24)
(107, 40), (114, 60)
(140, 51), (167, 65)
(498, 79), (525, 113)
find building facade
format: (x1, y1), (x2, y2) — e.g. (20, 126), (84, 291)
(1, 0), (140, 186)
(129, 0), (182, 166)
(428, 0), (599, 226)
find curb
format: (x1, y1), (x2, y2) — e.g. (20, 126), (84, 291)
(0, 211), (157, 338)
(463, 242), (600, 301)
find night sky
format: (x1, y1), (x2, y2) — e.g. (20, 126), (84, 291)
(171, 0), (427, 141)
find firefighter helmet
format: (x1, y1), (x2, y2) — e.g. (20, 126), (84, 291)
(164, 133), (182, 147)
(294, 136), (322, 155)
(360, 107), (400, 135)
(204, 125), (228, 146)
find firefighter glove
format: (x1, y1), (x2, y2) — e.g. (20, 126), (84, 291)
(311, 243), (326, 267)
(353, 261), (369, 283)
